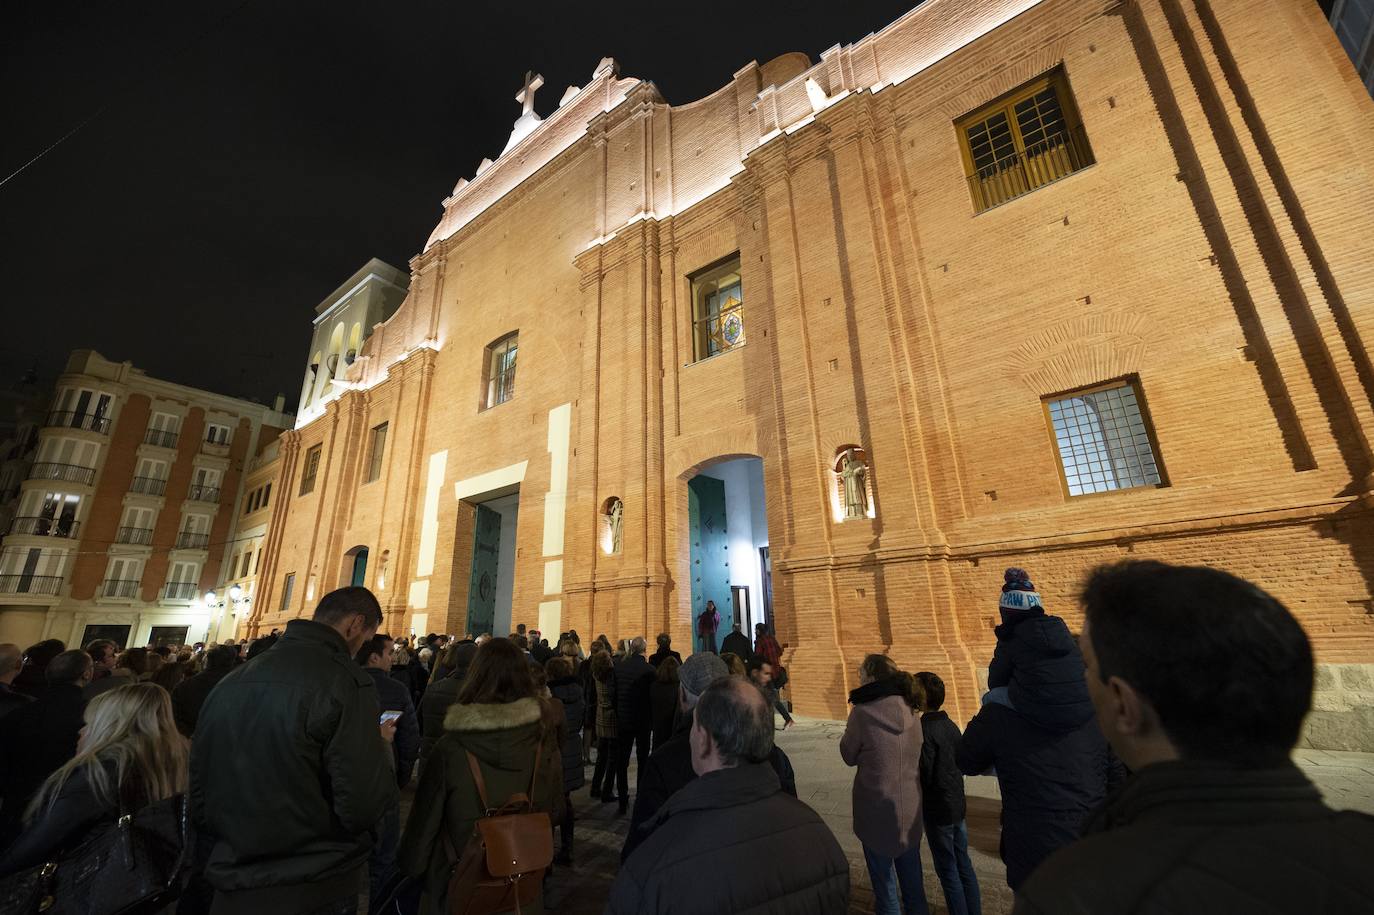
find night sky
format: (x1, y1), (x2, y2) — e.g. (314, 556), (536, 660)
(1, 0), (920, 407)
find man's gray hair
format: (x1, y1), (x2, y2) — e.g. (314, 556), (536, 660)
(629, 636), (647, 655)
(694, 677), (774, 766)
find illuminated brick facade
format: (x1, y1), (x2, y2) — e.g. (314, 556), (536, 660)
(251, 0), (1374, 747)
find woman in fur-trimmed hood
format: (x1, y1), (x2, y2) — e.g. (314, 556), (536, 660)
(397, 638), (564, 915)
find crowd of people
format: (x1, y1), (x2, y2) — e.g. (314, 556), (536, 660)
(0, 560), (1370, 914)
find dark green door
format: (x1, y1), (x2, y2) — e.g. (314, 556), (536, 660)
(350, 548), (368, 587)
(688, 475), (732, 649)
(466, 505), (501, 636)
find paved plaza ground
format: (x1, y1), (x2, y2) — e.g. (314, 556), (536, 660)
(406, 716), (1374, 914)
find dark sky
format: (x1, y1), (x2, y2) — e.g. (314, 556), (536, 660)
(1, 0), (919, 407)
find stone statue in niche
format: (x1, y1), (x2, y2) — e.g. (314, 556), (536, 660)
(608, 498), (623, 554)
(839, 450), (869, 520)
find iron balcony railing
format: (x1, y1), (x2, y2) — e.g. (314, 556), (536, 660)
(45, 411), (111, 435)
(0, 574), (62, 596)
(102, 579), (141, 599)
(163, 581), (198, 600)
(201, 440), (230, 456)
(115, 526), (154, 545)
(175, 531), (210, 550)
(967, 126), (1093, 213)
(129, 476), (167, 496)
(143, 428), (179, 449)
(187, 485), (220, 504)
(28, 462), (97, 486)
(7, 516), (80, 538)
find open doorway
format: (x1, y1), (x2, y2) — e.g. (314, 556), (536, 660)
(687, 457), (769, 652)
(464, 491), (519, 637)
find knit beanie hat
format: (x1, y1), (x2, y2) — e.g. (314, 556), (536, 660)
(998, 567), (1044, 616)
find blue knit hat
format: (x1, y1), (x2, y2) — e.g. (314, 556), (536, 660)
(998, 567), (1044, 614)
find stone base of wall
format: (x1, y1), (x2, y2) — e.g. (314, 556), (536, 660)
(1302, 663), (1374, 752)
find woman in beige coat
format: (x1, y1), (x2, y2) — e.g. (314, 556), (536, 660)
(840, 654), (930, 915)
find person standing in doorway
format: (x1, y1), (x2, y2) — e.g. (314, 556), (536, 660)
(696, 601), (720, 654)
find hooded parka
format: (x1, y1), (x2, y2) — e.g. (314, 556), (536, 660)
(839, 678), (925, 857)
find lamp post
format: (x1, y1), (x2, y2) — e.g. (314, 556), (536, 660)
(205, 586), (251, 642)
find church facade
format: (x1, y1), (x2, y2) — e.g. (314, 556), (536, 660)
(250, 0), (1374, 747)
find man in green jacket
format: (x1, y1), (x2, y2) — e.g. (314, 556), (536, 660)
(191, 587), (398, 915)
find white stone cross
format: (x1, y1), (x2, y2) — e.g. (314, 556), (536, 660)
(516, 71), (544, 117)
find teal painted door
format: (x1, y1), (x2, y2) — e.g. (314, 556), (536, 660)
(467, 505), (501, 636)
(350, 548), (369, 587)
(688, 476), (732, 647)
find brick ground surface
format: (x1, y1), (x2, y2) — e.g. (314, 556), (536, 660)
(394, 716), (1374, 913)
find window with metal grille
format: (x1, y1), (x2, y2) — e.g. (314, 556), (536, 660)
(483, 335), (518, 409)
(366, 423), (388, 483)
(957, 68), (1093, 213)
(1044, 379), (1164, 497)
(690, 255), (744, 362)
(300, 445), (321, 495)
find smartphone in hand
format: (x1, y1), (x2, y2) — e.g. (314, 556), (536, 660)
(380, 710), (403, 725)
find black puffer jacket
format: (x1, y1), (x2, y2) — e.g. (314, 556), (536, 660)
(1015, 761), (1374, 914)
(957, 702), (1117, 890)
(918, 710), (966, 827)
(548, 675), (585, 791)
(987, 613), (1093, 732)
(190, 619), (397, 913)
(609, 762), (848, 914)
(611, 654), (653, 732)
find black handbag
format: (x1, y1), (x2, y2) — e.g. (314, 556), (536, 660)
(0, 792), (192, 915)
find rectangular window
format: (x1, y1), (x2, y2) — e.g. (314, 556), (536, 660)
(484, 335), (518, 409)
(240, 549), (253, 579)
(690, 255), (744, 362)
(262, 482), (271, 507)
(1044, 378), (1164, 498)
(300, 445), (321, 495)
(206, 423), (231, 445)
(957, 68), (1094, 213)
(366, 422), (388, 483)
(280, 572), (296, 612)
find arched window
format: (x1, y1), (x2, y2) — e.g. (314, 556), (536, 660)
(483, 333), (518, 409)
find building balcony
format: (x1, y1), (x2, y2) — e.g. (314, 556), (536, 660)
(187, 485), (220, 504)
(175, 531), (210, 550)
(129, 476), (167, 496)
(44, 410), (111, 435)
(28, 462), (97, 486)
(201, 441), (230, 458)
(0, 574), (62, 596)
(163, 581), (198, 601)
(115, 526), (154, 546)
(143, 428), (179, 449)
(102, 578), (141, 599)
(7, 516), (80, 539)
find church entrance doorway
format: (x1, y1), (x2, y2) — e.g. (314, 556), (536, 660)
(687, 457), (769, 654)
(464, 491), (519, 638)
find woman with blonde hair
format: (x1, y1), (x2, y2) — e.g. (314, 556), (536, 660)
(0, 682), (189, 874)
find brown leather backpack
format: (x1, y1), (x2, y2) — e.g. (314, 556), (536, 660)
(443, 732), (553, 915)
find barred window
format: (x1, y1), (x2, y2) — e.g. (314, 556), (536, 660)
(1045, 379), (1164, 497)
(956, 68), (1094, 213)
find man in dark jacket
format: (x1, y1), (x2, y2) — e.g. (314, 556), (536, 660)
(191, 587), (398, 915)
(0, 649), (91, 849)
(625, 652), (797, 861)
(170, 645), (237, 737)
(647, 633), (681, 667)
(610, 676), (848, 913)
(356, 634), (419, 910)
(719, 621), (752, 662)
(958, 567), (1119, 890)
(610, 636), (655, 813)
(1015, 561), (1374, 914)
(916, 671), (980, 915)
(0, 643), (32, 720)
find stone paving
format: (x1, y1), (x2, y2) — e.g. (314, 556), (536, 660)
(403, 716), (1374, 914)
